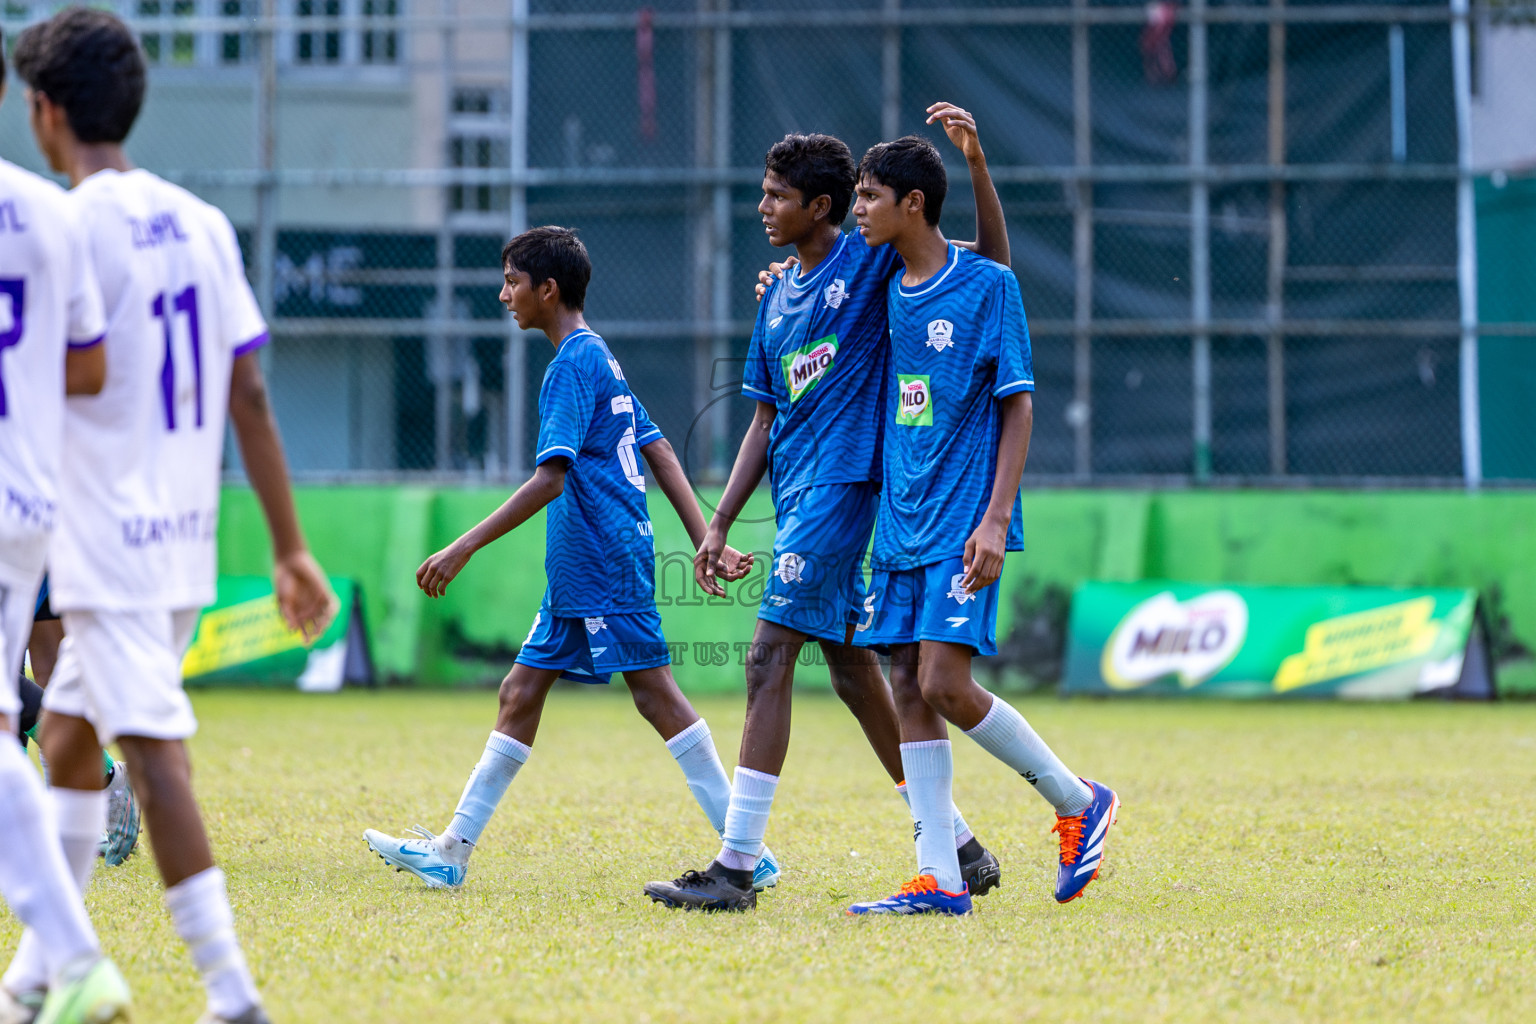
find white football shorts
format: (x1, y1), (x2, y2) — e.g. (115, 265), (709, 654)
(44, 608), (201, 744)
(0, 562), (45, 719)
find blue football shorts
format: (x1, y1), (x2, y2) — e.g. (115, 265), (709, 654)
(758, 482), (879, 646)
(865, 554), (1002, 657)
(515, 594), (671, 685)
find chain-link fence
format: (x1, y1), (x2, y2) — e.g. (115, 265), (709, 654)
(2, 0), (1531, 485)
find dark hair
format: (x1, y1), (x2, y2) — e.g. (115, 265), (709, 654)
(764, 133), (857, 225)
(501, 226), (592, 311)
(14, 8), (146, 144)
(858, 135), (948, 227)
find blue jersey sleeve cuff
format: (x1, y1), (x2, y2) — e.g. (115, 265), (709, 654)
(67, 333), (106, 350)
(536, 444), (578, 465)
(993, 378), (1036, 398)
(635, 428), (665, 446)
(741, 383), (775, 402)
(233, 331), (271, 359)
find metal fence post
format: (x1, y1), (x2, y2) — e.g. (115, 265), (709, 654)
(1190, 0), (1212, 481)
(253, 0), (278, 322)
(881, 0), (902, 141)
(506, 0), (531, 479)
(1451, 0), (1482, 489)
(1071, 0), (1093, 480)
(1267, 0), (1288, 476)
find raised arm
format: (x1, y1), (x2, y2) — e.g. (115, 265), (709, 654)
(416, 460), (567, 598)
(228, 351), (336, 639)
(640, 436), (755, 597)
(961, 391), (1032, 594)
(928, 101), (1010, 267)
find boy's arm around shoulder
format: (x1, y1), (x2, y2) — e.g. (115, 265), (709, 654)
(416, 459), (567, 598)
(928, 101), (1010, 267)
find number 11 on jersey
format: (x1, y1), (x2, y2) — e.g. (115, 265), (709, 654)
(152, 284), (203, 431)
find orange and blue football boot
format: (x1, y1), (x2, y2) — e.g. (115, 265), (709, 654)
(846, 875), (972, 916)
(1052, 779), (1119, 903)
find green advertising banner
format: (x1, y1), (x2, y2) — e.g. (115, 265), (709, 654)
(1063, 582), (1493, 699)
(183, 576), (374, 690)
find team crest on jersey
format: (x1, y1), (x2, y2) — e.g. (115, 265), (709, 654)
(947, 574), (976, 604)
(781, 335), (838, 402)
(926, 319), (955, 352)
(584, 617), (608, 635)
(823, 278), (847, 309)
(896, 374), (933, 426)
(774, 552), (806, 584)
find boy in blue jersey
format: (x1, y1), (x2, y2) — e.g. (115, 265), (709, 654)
(644, 104), (1010, 913)
(363, 227), (776, 891)
(841, 137), (1119, 916)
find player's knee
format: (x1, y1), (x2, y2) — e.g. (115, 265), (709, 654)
(742, 654), (789, 704)
(916, 673), (966, 718)
(496, 671), (544, 713)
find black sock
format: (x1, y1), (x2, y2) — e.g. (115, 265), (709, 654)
(17, 673), (43, 745)
(706, 860), (753, 889)
(956, 836), (984, 864)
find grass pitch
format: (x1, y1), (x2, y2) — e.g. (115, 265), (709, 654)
(7, 688), (1535, 1023)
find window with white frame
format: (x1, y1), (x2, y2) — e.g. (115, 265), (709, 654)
(101, 0), (401, 67)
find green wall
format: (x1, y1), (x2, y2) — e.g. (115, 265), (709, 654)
(219, 486), (1536, 695)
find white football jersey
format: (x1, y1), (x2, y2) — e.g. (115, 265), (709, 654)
(50, 169), (267, 611)
(0, 157), (106, 579)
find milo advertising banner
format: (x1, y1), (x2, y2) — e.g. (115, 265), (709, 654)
(1063, 582), (1493, 699)
(182, 576), (374, 691)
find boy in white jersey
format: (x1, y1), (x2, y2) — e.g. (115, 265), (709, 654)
(0, 29), (134, 1024)
(845, 136), (1118, 916)
(6, 11), (335, 1022)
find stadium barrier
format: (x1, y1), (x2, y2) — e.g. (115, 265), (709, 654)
(215, 486), (1536, 697)
(1062, 582), (1492, 699)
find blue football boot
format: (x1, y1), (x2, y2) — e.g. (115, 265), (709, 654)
(364, 825), (468, 889)
(1052, 779), (1119, 903)
(752, 844), (781, 891)
(846, 875), (972, 916)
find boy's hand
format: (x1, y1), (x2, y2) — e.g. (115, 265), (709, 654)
(960, 517), (1007, 594)
(927, 101), (983, 163)
(693, 525), (735, 597)
(274, 550), (338, 643)
(754, 257), (800, 302)
(718, 545), (755, 583)
(417, 539), (473, 598)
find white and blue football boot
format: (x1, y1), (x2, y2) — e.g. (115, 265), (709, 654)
(364, 825), (468, 889)
(1052, 779), (1120, 904)
(846, 875), (972, 916)
(752, 844), (781, 891)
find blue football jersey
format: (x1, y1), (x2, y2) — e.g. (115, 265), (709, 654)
(871, 245), (1035, 571)
(742, 232), (902, 504)
(535, 329), (665, 616)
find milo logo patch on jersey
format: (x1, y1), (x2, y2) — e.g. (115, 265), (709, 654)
(896, 374), (933, 426)
(782, 334), (838, 402)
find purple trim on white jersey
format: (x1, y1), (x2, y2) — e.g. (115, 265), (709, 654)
(68, 333), (106, 350)
(233, 330), (271, 359)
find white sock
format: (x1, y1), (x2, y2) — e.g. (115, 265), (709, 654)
(164, 867), (261, 1020)
(900, 741), (962, 893)
(895, 782), (975, 850)
(51, 788), (105, 892)
(964, 694), (1092, 815)
(1, 786), (105, 997)
(0, 738), (100, 985)
(716, 767), (777, 872)
(443, 731), (530, 853)
(665, 719), (731, 836)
